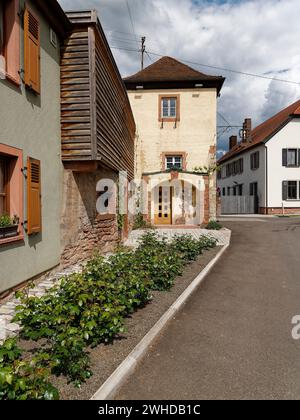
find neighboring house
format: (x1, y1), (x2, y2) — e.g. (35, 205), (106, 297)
(124, 57), (225, 226)
(0, 0), (69, 295)
(0, 4), (135, 295)
(60, 10), (135, 267)
(217, 100), (300, 215)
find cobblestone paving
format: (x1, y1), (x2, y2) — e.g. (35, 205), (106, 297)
(125, 228), (231, 249)
(0, 263), (84, 344)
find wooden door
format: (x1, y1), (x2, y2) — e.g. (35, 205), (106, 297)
(154, 186), (172, 225)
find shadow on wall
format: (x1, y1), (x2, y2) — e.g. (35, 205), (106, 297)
(28, 232), (42, 248)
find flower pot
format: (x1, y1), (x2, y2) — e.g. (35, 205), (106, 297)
(0, 225), (19, 239)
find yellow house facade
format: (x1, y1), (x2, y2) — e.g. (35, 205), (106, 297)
(124, 57), (225, 226)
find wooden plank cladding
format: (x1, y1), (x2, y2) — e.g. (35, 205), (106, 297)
(61, 10), (135, 179)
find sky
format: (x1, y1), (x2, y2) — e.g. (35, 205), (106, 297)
(58, 0), (300, 156)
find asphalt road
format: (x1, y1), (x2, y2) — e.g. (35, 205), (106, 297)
(116, 217), (300, 400)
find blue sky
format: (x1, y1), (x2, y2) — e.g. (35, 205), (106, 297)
(58, 0), (300, 156)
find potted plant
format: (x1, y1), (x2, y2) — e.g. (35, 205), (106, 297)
(0, 214), (19, 239)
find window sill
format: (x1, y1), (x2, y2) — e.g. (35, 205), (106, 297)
(0, 235), (24, 247)
(159, 118), (179, 123)
(5, 73), (21, 88)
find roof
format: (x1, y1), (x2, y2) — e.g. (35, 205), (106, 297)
(218, 99), (300, 164)
(123, 56), (225, 94)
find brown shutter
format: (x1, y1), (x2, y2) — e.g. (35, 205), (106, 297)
(24, 7), (40, 94)
(27, 157), (41, 235)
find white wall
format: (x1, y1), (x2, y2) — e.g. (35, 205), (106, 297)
(218, 144), (266, 209)
(266, 119), (300, 208)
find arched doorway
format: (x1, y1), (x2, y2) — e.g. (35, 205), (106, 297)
(153, 180), (198, 226)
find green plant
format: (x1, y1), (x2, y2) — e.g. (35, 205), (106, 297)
(117, 214), (126, 231)
(132, 213), (147, 230)
(0, 338), (59, 400)
(11, 231), (217, 395)
(170, 235), (203, 262)
(193, 165), (220, 175)
(132, 214), (154, 231)
(0, 215), (14, 228)
(206, 220), (222, 231)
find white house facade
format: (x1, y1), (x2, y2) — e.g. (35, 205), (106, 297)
(218, 100), (300, 215)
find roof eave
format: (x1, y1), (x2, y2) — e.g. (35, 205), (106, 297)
(124, 78), (225, 94)
(35, 0), (71, 38)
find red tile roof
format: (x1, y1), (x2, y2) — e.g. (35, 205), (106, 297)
(123, 56), (225, 93)
(218, 99), (300, 164)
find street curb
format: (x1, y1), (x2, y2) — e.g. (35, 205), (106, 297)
(90, 235), (231, 401)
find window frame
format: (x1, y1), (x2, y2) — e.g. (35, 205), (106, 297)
(0, 156), (10, 215)
(285, 180), (299, 201)
(165, 155), (183, 170)
(250, 151), (260, 171)
(0, 143), (23, 246)
(158, 94), (180, 122)
(0, 0), (20, 86)
(286, 149), (298, 168)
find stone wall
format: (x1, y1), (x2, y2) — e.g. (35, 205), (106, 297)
(61, 166), (120, 267)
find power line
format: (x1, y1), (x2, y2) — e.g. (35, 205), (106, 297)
(217, 112), (231, 127)
(104, 28), (143, 39)
(111, 46), (140, 54)
(145, 50), (153, 64)
(126, 0), (138, 42)
(147, 51), (300, 85)
(110, 46), (300, 86)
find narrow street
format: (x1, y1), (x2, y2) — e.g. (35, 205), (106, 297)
(116, 218), (300, 400)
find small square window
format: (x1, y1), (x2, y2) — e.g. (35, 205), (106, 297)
(166, 156), (182, 170)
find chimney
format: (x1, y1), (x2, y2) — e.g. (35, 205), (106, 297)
(241, 118), (252, 143)
(229, 135), (237, 150)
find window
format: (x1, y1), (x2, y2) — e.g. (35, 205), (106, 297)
(24, 7), (40, 94)
(159, 95), (180, 121)
(0, 144), (23, 244)
(166, 156), (182, 170)
(287, 149), (297, 167)
(282, 149), (299, 167)
(222, 188), (226, 196)
(0, 156), (9, 215)
(0, 0), (20, 84)
(226, 159), (243, 177)
(251, 152), (260, 170)
(162, 98), (176, 118)
(238, 184), (243, 196)
(250, 182), (258, 197)
(282, 181), (300, 201)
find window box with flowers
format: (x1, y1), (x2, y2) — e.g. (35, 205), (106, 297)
(0, 214), (19, 239)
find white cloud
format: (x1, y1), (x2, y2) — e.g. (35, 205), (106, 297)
(58, 0), (300, 152)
